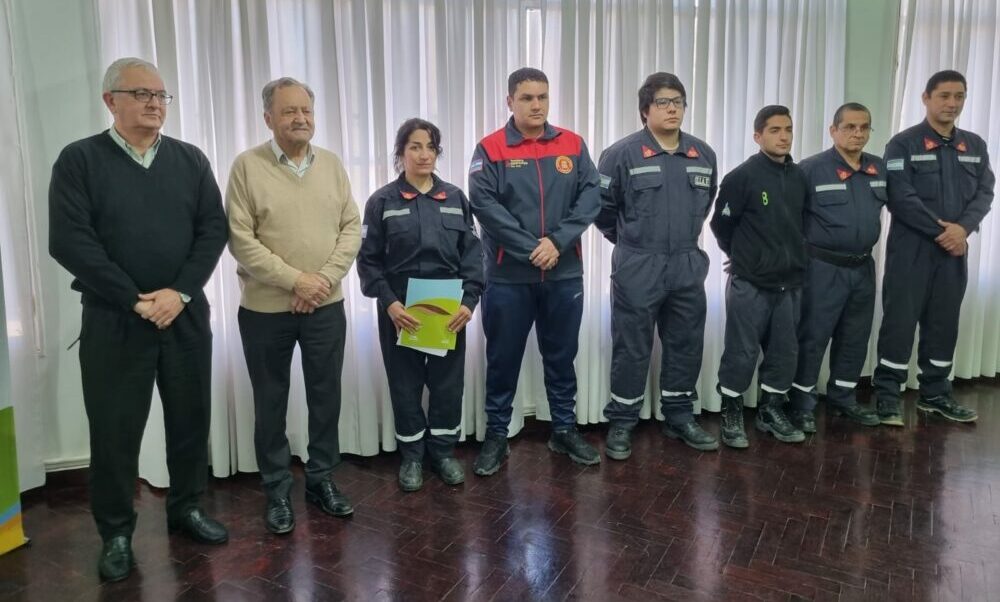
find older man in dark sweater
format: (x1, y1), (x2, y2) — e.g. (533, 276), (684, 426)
(48, 57), (229, 583)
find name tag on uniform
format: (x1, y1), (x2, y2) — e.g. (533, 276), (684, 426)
(869, 180), (886, 188)
(910, 154), (936, 162)
(958, 155), (982, 164)
(815, 183), (847, 192)
(599, 174), (612, 189)
(629, 165), (661, 176)
(691, 175), (711, 188)
(382, 208), (411, 219)
(686, 166), (713, 175)
(439, 206), (463, 215)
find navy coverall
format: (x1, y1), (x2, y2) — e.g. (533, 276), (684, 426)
(789, 147), (886, 411)
(710, 152), (808, 397)
(873, 121), (994, 402)
(596, 129), (717, 427)
(357, 174), (484, 461)
(468, 118), (601, 436)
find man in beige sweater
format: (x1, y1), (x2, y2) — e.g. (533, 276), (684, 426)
(227, 77), (361, 534)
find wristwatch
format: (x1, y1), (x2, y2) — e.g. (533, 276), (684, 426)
(179, 292), (191, 304)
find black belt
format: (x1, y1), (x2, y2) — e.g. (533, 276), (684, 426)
(806, 243), (870, 268)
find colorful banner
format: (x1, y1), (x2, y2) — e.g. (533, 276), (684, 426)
(0, 253), (27, 555)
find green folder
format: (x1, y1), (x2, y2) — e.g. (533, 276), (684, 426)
(397, 278), (463, 355)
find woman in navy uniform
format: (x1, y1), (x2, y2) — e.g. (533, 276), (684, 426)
(358, 118), (484, 491)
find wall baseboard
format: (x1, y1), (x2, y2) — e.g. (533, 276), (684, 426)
(43, 456), (90, 472)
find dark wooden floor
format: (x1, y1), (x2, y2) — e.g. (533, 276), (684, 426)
(2, 381), (999, 601)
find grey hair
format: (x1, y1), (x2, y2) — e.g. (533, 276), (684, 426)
(102, 57), (160, 93)
(262, 77), (315, 112)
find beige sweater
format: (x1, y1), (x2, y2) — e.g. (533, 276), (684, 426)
(226, 143), (362, 312)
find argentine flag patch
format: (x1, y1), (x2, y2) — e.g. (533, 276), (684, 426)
(469, 158), (484, 174)
(886, 159), (904, 171)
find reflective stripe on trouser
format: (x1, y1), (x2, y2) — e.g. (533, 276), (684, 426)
(873, 231), (967, 402)
(789, 257), (876, 410)
(604, 249), (707, 428)
(482, 278), (584, 436)
(718, 275), (802, 395)
(377, 309), (465, 461)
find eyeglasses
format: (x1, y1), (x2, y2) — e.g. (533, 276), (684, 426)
(111, 88), (174, 105)
(837, 124), (872, 134)
(652, 96), (686, 109)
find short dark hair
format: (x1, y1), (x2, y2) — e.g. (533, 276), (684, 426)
(832, 102), (871, 127)
(754, 105), (792, 133)
(508, 67), (548, 97)
(638, 72), (687, 125)
(924, 70), (966, 96)
(392, 118), (442, 173)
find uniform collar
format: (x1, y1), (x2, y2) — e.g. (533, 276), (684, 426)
(397, 173), (447, 201)
(504, 117), (560, 146)
(639, 128), (701, 159)
(755, 150), (794, 170)
(826, 147), (879, 180)
(919, 120), (969, 152)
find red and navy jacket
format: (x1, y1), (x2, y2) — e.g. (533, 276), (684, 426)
(467, 118), (601, 284)
(883, 120), (994, 241)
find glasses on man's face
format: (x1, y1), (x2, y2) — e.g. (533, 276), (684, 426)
(111, 88), (174, 105)
(838, 124), (872, 134)
(652, 96), (686, 109)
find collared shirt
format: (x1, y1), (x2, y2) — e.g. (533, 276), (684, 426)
(270, 139), (315, 178)
(108, 127), (161, 169)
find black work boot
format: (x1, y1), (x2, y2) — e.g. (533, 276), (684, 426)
(720, 391), (749, 449)
(548, 428), (601, 465)
(755, 392), (805, 443)
(917, 394), (978, 423)
(662, 421), (719, 451)
(473, 432), (510, 477)
(787, 408), (817, 433)
(431, 457), (465, 485)
(398, 460), (423, 492)
(604, 424), (632, 460)
(829, 403), (880, 426)
(877, 397), (904, 427)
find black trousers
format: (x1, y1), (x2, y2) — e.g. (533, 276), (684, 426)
(717, 275), (802, 397)
(79, 300), (212, 542)
(789, 258), (876, 411)
(238, 302), (346, 501)
(873, 231), (967, 402)
(377, 309), (465, 462)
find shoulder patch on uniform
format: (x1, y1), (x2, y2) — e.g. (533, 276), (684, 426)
(910, 154), (936, 162)
(686, 166), (713, 175)
(361, 225), (368, 239)
(469, 158), (484, 174)
(599, 174), (612, 189)
(886, 159), (904, 171)
(629, 165), (661, 176)
(721, 203), (731, 216)
(958, 155), (982, 164)
(815, 183), (847, 193)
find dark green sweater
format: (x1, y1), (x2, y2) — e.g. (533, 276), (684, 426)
(49, 132), (228, 311)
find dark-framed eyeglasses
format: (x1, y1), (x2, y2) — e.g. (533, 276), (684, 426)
(837, 124), (872, 134)
(652, 96), (686, 109)
(110, 88), (174, 105)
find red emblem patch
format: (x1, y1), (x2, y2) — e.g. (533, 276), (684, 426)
(400, 191), (418, 200)
(431, 191), (448, 201)
(641, 145), (657, 158)
(865, 164), (878, 176)
(686, 146), (700, 158)
(923, 137), (939, 151)
(555, 155), (574, 174)
(956, 141), (968, 152)
(836, 168), (852, 181)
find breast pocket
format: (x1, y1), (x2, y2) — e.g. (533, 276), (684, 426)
(911, 160), (941, 200)
(628, 175), (663, 217)
(383, 207), (417, 255)
(814, 187), (850, 227)
(438, 208), (468, 260)
(959, 161), (980, 201)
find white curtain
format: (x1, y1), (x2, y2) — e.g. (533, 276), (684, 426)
(0, 0), (46, 491)
(6, 0), (850, 488)
(887, 0), (1000, 383)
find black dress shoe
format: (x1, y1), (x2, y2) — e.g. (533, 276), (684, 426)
(306, 479), (354, 517)
(662, 421), (719, 451)
(98, 535), (134, 582)
(830, 403), (880, 426)
(167, 508), (229, 544)
(265, 498), (295, 534)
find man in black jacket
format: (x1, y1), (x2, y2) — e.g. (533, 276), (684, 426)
(709, 105), (808, 448)
(49, 58), (229, 582)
